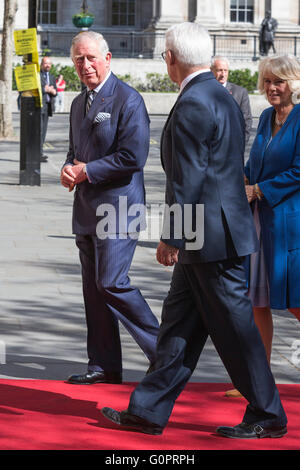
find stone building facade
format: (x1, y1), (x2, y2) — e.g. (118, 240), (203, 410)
(1, 0), (300, 58)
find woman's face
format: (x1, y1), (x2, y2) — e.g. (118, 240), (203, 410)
(263, 72), (292, 107)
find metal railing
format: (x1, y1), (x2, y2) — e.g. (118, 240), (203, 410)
(39, 29), (300, 60)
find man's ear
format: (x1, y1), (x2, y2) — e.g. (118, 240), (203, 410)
(169, 50), (176, 65)
(105, 52), (112, 67)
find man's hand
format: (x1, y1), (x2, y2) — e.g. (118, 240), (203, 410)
(60, 160), (87, 192)
(72, 159), (87, 186)
(45, 84), (56, 96)
(156, 241), (179, 267)
(245, 185), (257, 203)
(60, 164), (76, 190)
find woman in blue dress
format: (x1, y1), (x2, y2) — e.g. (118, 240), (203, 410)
(227, 55), (300, 398)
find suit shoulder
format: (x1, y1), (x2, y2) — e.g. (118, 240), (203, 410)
(70, 89), (86, 108)
(228, 82), (248, 94)
(115, 77), (143, 102)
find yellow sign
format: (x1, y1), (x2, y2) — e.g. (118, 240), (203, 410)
(14, 28), (38, 56)
(14, 64), (42, 107)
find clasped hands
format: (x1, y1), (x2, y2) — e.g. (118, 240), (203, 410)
(244, 176), (262, 203)
(61, 160), (178, 266)
(60, 159), (87, 192)
(45, 84), (56, 96)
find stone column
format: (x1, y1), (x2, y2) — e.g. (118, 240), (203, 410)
(147, 0), (186, 58)
(272, 0), (299, 28)
(150, 0), (186, 30)
(193, 0), (219, 26)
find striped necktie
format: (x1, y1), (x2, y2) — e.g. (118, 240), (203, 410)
(86, 90), (95, 114)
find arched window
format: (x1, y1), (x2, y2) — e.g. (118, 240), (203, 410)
(112, 0), (136, 26)
(38, 0), (57, 25)
(230, 0), (254, 23)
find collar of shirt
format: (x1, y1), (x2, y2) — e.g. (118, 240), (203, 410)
(87, 70), (111, 94)
(180, 69), (211, 93)
(222, 82), (228, 87)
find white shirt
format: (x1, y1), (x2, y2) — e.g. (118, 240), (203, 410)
(88, 70), (112, 93)
(85, 71), (112, 182)
(180, 69), (211, 93)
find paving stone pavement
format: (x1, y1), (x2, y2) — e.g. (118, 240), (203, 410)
(0, 112), (299, 384)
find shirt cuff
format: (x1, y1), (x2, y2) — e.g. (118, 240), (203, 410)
(84, 164), (92, 183)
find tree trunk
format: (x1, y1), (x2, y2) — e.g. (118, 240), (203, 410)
(0, 0), (18, 138)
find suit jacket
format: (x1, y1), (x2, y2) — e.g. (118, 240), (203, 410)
(40, 71), (57, 116)
(245, 104), (300, 308)
(226, 82), (252, 143)
(64, 72), (150, 235)
(160, 71), (258, 264)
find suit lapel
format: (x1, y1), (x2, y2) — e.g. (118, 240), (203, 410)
(226, 82), (233, 94)
(78, 73), (117, 158)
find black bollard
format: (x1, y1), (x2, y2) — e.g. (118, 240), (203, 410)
(19, 94), (41, 186)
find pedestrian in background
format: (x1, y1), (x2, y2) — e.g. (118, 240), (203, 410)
(40, 56), (57, 162)
(211, 56), (253, 143)
(55, 74), (66, 112)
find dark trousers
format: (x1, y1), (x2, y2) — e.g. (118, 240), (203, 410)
(41, 103), (51, 146)
(76, 234), (159, 373)
(128, 258), (287, 428)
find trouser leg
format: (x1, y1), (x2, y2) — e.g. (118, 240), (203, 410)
(76, 235), (122, 373)
(76, 234), (159, 372)
(128, 258), (286, 429)
(41, 110), (49, 146)
(93, 235), (159, 365)
(128, 263), (208, 427)
(184, 258), (287, 428)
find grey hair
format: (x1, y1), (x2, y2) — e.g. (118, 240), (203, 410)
(257, 55), (300, 104)
(165, 22), (212, 67)
(211, 56), (230, 69)
(70, 31), (109, 59)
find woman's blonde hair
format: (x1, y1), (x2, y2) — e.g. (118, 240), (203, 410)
(257, 55), (300, 104)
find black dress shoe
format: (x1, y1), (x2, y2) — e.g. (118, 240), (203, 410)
(40, 155), (48, 162)
(101, 407), (163, 435)
(67, 371), (122, 385)
(216, 422), (287, 439)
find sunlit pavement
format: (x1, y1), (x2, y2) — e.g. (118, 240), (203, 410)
(0, 113), (299, 383)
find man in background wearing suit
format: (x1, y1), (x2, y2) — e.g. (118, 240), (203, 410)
(101, 22), (287, 439)
(60, 31), (159, 385)
(211, 56), (252, 143)
(40, 56), (57, 162)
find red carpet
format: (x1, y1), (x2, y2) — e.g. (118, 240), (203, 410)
(0, 380), (299, 450)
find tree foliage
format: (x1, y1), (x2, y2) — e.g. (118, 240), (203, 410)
(0, 0), (18, 138)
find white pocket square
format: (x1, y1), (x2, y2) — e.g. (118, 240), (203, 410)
(94, 112), (111, 123)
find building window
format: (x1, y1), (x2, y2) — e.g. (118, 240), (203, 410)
(230, 0), (254, 23)
(112, 0), (136, 26)
(38, 0), (57, 25)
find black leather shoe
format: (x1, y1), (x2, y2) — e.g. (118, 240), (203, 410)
(41, 155), (48, 162)
(67, 371), (122, 385)
(216, 422), (287, 439)
(101, 407), (163, 435)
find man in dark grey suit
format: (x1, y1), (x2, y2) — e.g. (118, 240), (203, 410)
(211, 56), (252, 143)
(101, 22), (287, 439)
(40, 56), (57, 162)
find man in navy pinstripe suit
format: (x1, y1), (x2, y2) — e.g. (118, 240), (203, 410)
(101, 23), (287, 439)
(60, 31), (159, 385)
